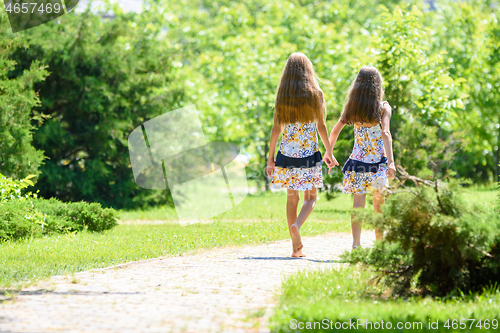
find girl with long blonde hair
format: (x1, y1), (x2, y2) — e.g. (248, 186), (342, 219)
(266, 52), (337, 257)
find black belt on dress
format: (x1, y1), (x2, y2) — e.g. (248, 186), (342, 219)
(341, 156), (387, 174)
(275, 151), (323, 169)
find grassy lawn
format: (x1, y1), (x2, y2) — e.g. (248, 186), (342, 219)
(2, 187), (496, 292)
(271, 267), (500, 333)
(119, 190), (354, 222)
(0, 220), (341, 289)
(119, 188), (497, 222)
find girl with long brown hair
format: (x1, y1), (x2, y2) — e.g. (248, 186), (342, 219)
(266, 52), (337, 257)
(329, 66), (396, 249)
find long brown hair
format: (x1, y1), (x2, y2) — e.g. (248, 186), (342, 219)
(275, 53), (324, 125)
(340, 66), (384, 125)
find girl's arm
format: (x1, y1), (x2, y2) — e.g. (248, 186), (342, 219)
(316, 92), (338, 173)
(317, 119), (338, 173)
(329, 119), (346, 150)
(381, 102), (396, 179)
(266, 112), (282, 177)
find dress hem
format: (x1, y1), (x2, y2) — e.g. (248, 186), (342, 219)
(270, 184), (324, 191)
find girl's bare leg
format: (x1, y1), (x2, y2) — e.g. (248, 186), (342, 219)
(372, 191), (385, 241)
(352, 193), (366, 248)
(286, 189), (300, 237)
(286, 189), (302, 257)
(290, 188), (317, 257)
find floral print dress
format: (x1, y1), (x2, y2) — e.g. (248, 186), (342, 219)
(342, 123), (388, 194)
(270, 122), (323, 191)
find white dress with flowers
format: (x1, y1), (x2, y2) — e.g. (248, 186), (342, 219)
(342, 123), (388, 194)
(270, 122), (323, 191)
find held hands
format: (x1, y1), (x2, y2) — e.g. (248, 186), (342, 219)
(266, 159), (275, 177)
(267, 152), (339, 178)
(323, 151), (339, 174)
(388, 161), (396, 180)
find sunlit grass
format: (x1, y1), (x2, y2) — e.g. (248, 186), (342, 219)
(271, 267), (500, 332)
(0, 220), (341, 288)
(120, 191), (352, 223)
(2, 189), (495, 291)
(119, 188), (497, 222)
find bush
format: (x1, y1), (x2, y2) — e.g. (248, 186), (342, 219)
(345, 172), (500, 297)
(0, 173), (118, 241)
(0, 199), (45, 241)
(0, 198), (118, 241)
(0, 173), (44, 240)
(31, 198), (118, 232)
(0, 173), (36, 202)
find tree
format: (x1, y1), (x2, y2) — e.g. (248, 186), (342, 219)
(0, 11), (48, 179)
(10, 5), (184, 208)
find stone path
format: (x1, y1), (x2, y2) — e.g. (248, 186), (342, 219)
(0, 232), (375, 333)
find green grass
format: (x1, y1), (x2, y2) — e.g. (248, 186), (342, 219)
(461, 189), (498, 208)
(2, 188), (496, 292)
(0, 220), (340, 289)
(119, 189), (497, 222)
(271, 267), (500, 332)
(119, 191), (354, 222)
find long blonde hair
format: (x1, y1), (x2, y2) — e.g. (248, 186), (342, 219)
(274, 52), (324, 125)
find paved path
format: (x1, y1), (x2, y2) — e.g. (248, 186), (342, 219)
(0, 232), (375, 333)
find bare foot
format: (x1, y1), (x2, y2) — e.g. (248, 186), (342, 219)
(290, 224), (302, 253)
(291, 248), (306, 258)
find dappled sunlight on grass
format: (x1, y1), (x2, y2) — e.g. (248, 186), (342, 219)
(272, 267), (500, 332)
(0, 220), (342, 288)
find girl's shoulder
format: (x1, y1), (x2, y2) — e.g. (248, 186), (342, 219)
(381, 101), (392, 117)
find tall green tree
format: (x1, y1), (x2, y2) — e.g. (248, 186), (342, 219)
(0, 11), (48, 179)
(431, 0), (500, 181)
(10, 5), (184, 208)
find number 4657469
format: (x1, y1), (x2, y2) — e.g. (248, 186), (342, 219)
(5, 2), (62, 14)
(444, 319), (498, 330)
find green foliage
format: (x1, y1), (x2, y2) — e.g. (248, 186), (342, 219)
(0, 173), (45, 240)
(0, 199), (45, 241)
(8, 4), (183, 209)
(31, 198), (118, 232)
(434, 0), (500, 182)
(0, 197), (118, 241)
(0, 12), (48, 179)
(0, 173), (117, 241)
(0, 173), (36, 202)
(160, 0), (500, 191)
(3, 0), (500, 208)
(345, 179), (500, 296)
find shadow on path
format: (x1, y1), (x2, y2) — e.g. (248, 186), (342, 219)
(1, 290), (142, 297)
(240, 256), (346, 264)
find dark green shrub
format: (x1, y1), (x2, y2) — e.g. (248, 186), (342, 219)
(0, 199), (43, 241)
(344, 175), (500, 297)
(31, 198), (118, 232)
(0, 197), (118, 241)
